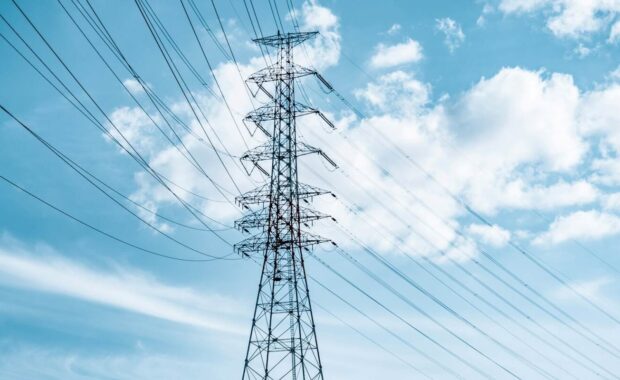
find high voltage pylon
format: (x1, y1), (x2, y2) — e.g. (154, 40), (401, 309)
(234, 31), (337, 380)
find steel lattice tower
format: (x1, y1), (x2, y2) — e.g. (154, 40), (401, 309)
(235, 31), (336, 380)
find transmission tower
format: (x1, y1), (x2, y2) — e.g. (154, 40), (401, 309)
(235, 31), (337, 380)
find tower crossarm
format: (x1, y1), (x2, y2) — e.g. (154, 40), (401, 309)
(235, 206), (332, 231)
(240, 143), (337, 168)
(252, 31), (319, 47)
(244, 102), (335, 136)
(234, 232), (330, 258)
(247, 63), (316, 87)
(236, 183), (332, 207)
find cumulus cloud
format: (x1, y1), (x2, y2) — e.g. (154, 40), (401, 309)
(115, 0), (341, 236)
(369, 39), (424, 69)
(535, 210), (620, 244)
(0, 239), (243, 333)
(355, 70), (430, 113)
(122, 78), (146, 95)
(296, 0), (341, 69)
(603, 193), (620, 211)
(106, 106), (161, 156)
(435, 18), (465, 52)
(103, 0), (620, 264)
(467, 223), (511, 247)
(498, 0), (620, 38)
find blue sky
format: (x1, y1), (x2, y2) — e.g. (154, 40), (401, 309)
(1, 0), (620, 379)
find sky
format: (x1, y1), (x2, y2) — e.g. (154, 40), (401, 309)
(1, 0), (620, 379)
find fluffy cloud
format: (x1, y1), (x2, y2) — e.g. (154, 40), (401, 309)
(535, 210), (620, 244)
(467, 223), (511, 247)
(369, 39), (424, 69)
(106, 106), (161, 155)
(498, 0), (620, 38)
(435, 18), (465, 52)
(603, 193), (620, 210)
(355, 70), (430, 113)
(296, 0), (341, 69)
(579, 83), (620, 153)
(123, 78), (146, 95)
(106, 0), (620, 263)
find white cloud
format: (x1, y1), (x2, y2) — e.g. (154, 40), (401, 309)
(122, 78), (146, 95)
(603, 193), (620, 211)
(369, 39), (424, 69)
(535, 210), (620, 244)
(579, 83), (620, 153)
(0, 346), (222, 380)
(609, 20), (620, 42)
(435, 18), (465, 52)
(296, 0), (341, 70)
(118, 0), (342, 236)
(106, 106), (161, 156)
(0, 240), (242, 334)
(106, 0), (620, 265)
(553, 277), (614, 302)
(477, 4), (495, 27)
(574, 43), (592, 58)
(355, 70), (430, 113)
(610, 65), (620, 80)
(387, 23), (401, 35)
(590, 158), (620, 185)
(498, 0), (620, 38)
(467, 223), (511, 247)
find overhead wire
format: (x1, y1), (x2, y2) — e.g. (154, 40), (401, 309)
(0, 175), (223, 262)
(2, 2), (236, 246)
(57, 0), (236, 205)
(307, 250), (497, 380)
(301, 158), (620, 374)
(332, 195), (611, 378)
(133, 0), (245, 197)
(75, 0), (242, 165)
(320, 42), (620, 326)
(312, 301), (434, 380)
(174, 0), (250, 151)
(316, 124), (620, 355)
(0, 104), (236, 260)
(330, 241), (555, 380)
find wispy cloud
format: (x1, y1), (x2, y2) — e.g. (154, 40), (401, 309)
(0, 239), (243, 334)
(386, 23), (401, 35)
(435, 18), (465, 52)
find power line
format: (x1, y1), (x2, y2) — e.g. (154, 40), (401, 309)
(0, 103), (235, 260)
(57, 0), (235, 205)
(302, 159), (620, 374)
(0, 175), (222, 262)
(333, 197), (610, 378)
(133, 0), (245, 197)
(302, 95), (620, 361)
(7, 0), (234, 238)
(307, 250), (496, 380)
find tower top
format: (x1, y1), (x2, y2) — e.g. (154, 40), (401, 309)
(252, 31), (318, 48)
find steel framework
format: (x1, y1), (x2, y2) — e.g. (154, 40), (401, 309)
(235, 31), (336, 380)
